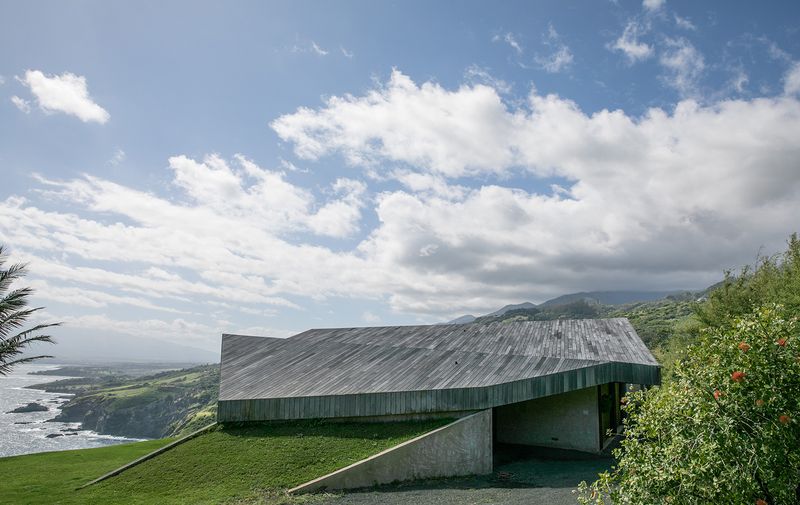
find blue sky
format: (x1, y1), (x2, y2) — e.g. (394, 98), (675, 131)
(1, 1), (799, 357)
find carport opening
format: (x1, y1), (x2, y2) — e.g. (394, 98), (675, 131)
(491, 383), (628, 467)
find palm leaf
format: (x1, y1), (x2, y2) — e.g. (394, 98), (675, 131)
(0, 355), (54, 376)
(0, 246), (60, 375)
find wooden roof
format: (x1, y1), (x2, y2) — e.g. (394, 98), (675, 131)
(219, 318), (658, 402)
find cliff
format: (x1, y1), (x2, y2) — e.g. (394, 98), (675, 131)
(46, 365), (218, 439)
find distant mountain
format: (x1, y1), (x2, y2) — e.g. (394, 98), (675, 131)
(446, 302), (538, 324)
(486, 302), (537, 317)
(445, 290), (697, 325)
(539, 290), (682, 308)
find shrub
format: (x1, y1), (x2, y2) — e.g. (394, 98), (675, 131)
(578, 305), (800, 504)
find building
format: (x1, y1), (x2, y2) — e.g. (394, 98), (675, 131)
(218, 318), (658, 463)
(218, 318), (659, 489)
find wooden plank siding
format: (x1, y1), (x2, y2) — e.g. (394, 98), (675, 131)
(218, 361), (659, 422)
(218, 318), (660, 422)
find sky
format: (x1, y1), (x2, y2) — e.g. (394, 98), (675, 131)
(1, 0), (799, 357)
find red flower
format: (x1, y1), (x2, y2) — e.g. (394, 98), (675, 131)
(731, 371), (746, 382)
(777, 338), (787, 347)
(755, 399), (765, 407)
(779, 414), (791, 425)
(713, 389), (722, 400)
(738, 342), (751, 352)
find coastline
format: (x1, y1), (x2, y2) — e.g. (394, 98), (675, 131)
(0, 364), (143, 458)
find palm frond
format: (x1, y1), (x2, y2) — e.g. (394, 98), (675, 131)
(0, 262), (28, 293)
(0, 288), (33, 314)
(1, 324), (60, 348)
(0, 245), (60, 376)
(0, 355), (54, 375)
(0, 307), (43, 338)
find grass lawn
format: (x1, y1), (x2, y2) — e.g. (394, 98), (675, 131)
(0, 438), (174, 505)
(1, 419), (449, 505)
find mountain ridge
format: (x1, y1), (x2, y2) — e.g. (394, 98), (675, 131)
(446, 289), (698, 324)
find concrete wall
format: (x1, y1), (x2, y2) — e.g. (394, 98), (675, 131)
(289, 409), (493, 493)
(494, 385), (600, 453)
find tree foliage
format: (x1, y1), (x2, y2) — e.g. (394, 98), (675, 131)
(579, 305), (800, 504)
(696, 233), (800, 328)
(0, 246), (59, 375)
(579, 235), (800, 504)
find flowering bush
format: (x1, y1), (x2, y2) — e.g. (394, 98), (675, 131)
(578, 305), (800, 504)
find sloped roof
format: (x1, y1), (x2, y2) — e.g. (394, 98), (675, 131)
(219, 318), (658, 402)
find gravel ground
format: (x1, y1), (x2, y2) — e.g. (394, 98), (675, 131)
(318, 452), (613, 505)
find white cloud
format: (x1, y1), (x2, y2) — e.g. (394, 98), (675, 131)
(270, 70), (800, 315)
(765, 39), (792, 63)
(306, 178), (367, 237)
(464, 65), (512, 94)
(11, 95), (31, 113)
(391, 170), (467, 200)
(109, 149), (126, 166)
(362, 311), (381, 323)
(609, 21), (653, 63)
(494, 32), (523, 54)
(729, 67), (749, 94)
(271, 70), (519, 177)
(311, 41), (328, 56)
(784, 62), (800, 96)
(0, 75), (5, 85)
(4, 71), (800, 329)
(674, 14), (696, 31)
(18, 70), (109, 123)
(642, 0), (665, 12)
(291, 40), (329, 56)
(534, 24), (574, 73)
(341, 46), (354, 58)
(27, 279), (187, 314)
(38, 311), (243, 351)
(0, 153), (373, 320)
(659, 37), (705, 97)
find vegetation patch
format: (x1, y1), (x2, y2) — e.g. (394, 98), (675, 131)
(2, 419), (449, 504)
(579, 235), (800, 504)
(42, 364), (220, 439)
(0, 439), (173, 505)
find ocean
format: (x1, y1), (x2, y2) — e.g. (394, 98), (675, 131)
(0, 363), (142, 458)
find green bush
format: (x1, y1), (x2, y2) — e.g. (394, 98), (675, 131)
(696, 234), (800, 328)
(578, 305), (800, 504)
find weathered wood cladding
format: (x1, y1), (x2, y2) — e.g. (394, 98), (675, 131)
(218, 361), (659, 422)
(217, 318), (660, 422)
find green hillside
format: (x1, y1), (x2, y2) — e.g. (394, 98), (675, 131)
(36, 364), (219, 439)
(0, 419), (449, 505)
(474, 297), (699, 346)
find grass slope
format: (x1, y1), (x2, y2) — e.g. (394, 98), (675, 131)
(0, 438), (174, 505)
(2, 419), (449, 505)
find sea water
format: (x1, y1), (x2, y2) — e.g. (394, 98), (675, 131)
(0, 363), (142, 458)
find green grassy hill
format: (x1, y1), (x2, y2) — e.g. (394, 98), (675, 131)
(0, 419), (449, 505)
(38, 364), (219, 439)
(474, 297), (699, 346)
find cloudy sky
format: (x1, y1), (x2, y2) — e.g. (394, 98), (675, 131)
(1, 1), (799, 355)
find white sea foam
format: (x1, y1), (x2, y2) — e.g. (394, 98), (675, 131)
(0, 364), (142, 458)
